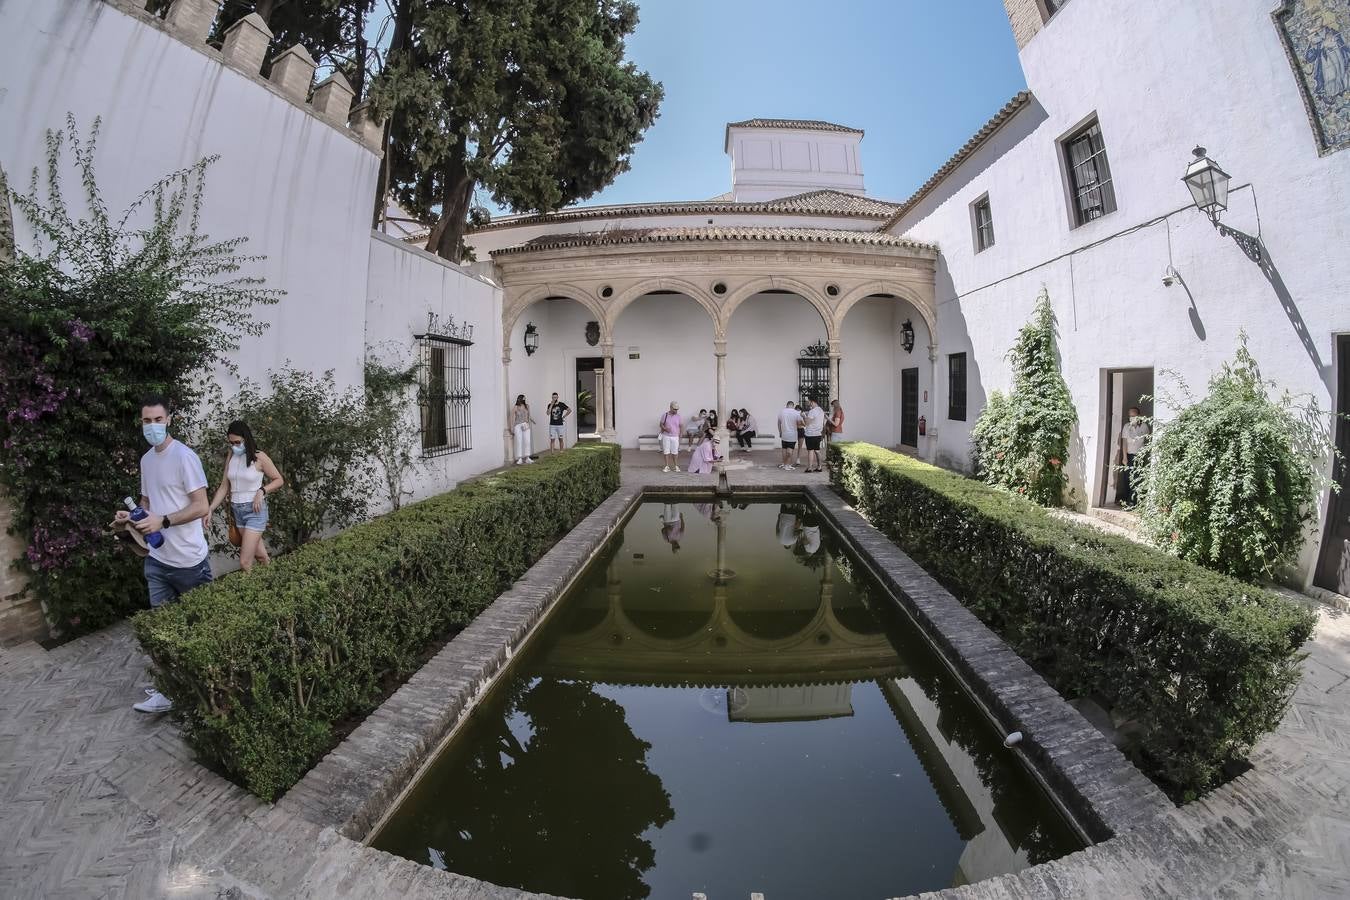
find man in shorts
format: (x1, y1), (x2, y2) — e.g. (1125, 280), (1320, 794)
(801, 398), (826, 473)
(659, 401), (683, 472)
(546, 392), (571, 451)
(777, 400), (802, 470)
(112, 395), (212, 714)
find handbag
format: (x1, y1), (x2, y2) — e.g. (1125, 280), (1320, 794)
(227, 508), (243, 548)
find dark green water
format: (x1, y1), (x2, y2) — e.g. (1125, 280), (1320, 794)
(371, 499), (1082, 899)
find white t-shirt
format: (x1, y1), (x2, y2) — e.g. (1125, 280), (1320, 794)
(1121, 420), (1151, 455)
(803, 406), (826, 437)
(140, 439), (210, 568)
(777, 407), (801, 440)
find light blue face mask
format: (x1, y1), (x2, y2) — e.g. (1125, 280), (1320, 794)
(231, 444), (247, 456)
(143, 423), (167, 446)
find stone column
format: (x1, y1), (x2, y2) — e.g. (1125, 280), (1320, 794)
(925, 342), (940, 461)
(600, 340), (617, 443)
(714, 339), (730, 462)
(828, 338), (842, 405)
(502, 346), (514, 464)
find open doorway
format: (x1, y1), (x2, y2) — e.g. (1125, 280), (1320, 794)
(575, 356), (612, 439)
(1315, 336), (1350, 593)
(1098, 367), (1154, 508)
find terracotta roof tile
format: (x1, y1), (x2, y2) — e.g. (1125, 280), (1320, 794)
(467, 189), (900, 233)
(491, 225), (937, 256)
(726, 118), (863, 135)
(464, 190), (896, 234)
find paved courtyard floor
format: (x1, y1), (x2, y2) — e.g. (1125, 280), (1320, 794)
(0, 449), (1346, 898)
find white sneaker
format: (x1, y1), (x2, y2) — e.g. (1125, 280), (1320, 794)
(524, 457), (534, 464)
(133, 690), (173, 713)
(662, 466), (670, 473)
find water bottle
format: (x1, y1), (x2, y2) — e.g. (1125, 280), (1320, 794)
(123, 497), (165, 549)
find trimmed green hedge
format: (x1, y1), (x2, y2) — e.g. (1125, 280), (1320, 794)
(829, 442), (1314, 799)
(133, 444), (620, 801)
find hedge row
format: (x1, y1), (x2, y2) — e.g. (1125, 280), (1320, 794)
(829, 442), (1314, 799)
(133, 444), (621, 801)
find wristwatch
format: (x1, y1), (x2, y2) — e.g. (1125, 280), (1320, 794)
(161, 514), (172, 529)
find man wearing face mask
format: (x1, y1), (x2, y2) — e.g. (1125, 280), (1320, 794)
(1118, 406), (1151, 507)
(112, 394), (212, 713)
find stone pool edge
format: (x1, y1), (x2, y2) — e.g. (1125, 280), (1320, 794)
(277, 485), (645, 845)
(276, 480), (1176, 900)
(805, 484), (1175, 841)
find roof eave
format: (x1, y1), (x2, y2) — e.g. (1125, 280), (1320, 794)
(879, 90), (1035, 234)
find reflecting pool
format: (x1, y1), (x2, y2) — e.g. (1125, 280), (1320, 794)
(371, 499), (1082, 899)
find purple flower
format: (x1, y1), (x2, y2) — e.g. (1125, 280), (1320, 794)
(68, 319), (95, 343)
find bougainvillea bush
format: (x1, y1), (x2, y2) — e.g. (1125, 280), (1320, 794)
(970, 288), (1078, 506)
(0, 117), (276, 633)
(1136, 336), (1337, 582)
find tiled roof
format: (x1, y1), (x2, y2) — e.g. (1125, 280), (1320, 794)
(726, 118), (864, 135)
(879, 91), (1034, 233)
(467, 189), (901, 232)
(491, 225), (937, 256)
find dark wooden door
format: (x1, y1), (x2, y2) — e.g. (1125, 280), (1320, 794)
(901, 368), (919, 446)
(1315, 336), (1350, 593)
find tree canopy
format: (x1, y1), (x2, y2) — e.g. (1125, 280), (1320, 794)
(373, 0), (664, 259)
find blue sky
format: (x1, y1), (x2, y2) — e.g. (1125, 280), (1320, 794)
(556, 0), (1027, 207)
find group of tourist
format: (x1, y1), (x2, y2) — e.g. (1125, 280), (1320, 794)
(657, 397), (843, 474)
(509, 392), (574, 465)
(111, 396), (285, 714)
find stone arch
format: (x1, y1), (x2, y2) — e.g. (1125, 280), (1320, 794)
(721, 276), (836, 341)
(833, 281), (937, 341)
(608, 277), (721, 336)
(502, 283), (607, 350)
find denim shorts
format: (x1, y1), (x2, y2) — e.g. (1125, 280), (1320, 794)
(232, 499), (269, 532)
(144, 555), (213, 608)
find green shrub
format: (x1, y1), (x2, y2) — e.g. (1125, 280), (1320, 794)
(1137, 336), (1336, 582)
(0, 117), (276, 634)
(970, 289), (1077, 506)
(132, 444), (620, 801)
(829, 441), (1314, 800)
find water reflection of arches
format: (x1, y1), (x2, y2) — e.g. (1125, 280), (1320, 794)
(542, 558), (900, 686)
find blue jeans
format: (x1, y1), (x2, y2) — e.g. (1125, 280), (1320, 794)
(144, 555), (213, 608)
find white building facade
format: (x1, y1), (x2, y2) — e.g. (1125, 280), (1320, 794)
(2, 0), (1349, 643)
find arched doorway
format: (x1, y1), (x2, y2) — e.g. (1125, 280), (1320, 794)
(725, 291), (831, 448)
(506, 294), (606, 456)
(610, 291), (718, 447)
(837, 293), (934, 449)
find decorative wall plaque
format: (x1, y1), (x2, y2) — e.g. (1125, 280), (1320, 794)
(1275, 0), (1350, 155)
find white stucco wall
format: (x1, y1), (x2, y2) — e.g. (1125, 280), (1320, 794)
(0, 0), (380, 396)
(891, 0), (1350, 579)
(727, 126), (866, 201)
(365, 234), (505, 502)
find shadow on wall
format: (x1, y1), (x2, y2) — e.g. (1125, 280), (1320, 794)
(1252, 236), (1333, 395)
(933, 256), (986, 474)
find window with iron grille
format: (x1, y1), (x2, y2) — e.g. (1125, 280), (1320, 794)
(418, 335), (472, 456)
(797, 340), (832, 409)
(1063, 119), (1117, 226)
(972, 195), (995, 252)
(948, 353), (967, 421)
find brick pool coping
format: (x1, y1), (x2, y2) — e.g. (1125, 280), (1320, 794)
(278, 478), (1175, 895)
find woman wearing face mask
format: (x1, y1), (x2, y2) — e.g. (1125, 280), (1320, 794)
(207, 420), (284, 571)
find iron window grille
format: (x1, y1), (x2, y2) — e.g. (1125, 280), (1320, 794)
(973, 195), (995, 252)
(1064, 119), (1117, 226)
(948, 353), (967, 421)
(415, 313), (473, 457)
(797, 339), (832, 408)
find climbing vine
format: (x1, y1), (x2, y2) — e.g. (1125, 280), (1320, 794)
(0, 116), (278, 633)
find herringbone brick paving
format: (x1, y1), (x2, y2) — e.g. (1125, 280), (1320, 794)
(0, 455), (1345, 898)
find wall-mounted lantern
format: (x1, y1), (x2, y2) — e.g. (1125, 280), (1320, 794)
(523, 322), (539, 356)
(1181, 146), (1231, 225)
(900, 319), (916, 354)
(1182, 145), (1261, 263)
